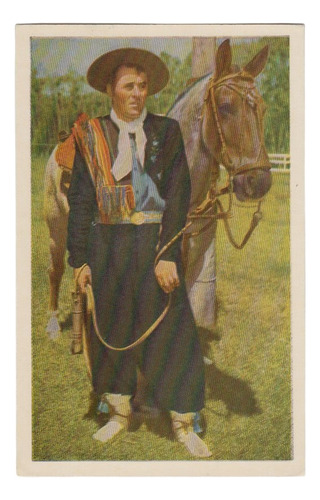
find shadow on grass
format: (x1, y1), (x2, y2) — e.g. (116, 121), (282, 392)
(198, 328), (261, 416)
(198, 327), (261, 417)
(134, 408), (173, 439)
(59, 312), (73, 331)
(205, 362), (261, 417)
(82, 391), (109, 426)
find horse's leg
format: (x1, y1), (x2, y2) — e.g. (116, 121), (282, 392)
(46, 215), (68, 338)
(184, 223), (217, 328)
(183, 223), (218, 362)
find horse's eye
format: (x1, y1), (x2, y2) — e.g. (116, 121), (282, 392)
(218, 103), (233, 116)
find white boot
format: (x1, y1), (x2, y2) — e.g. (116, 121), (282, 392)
(93, 394), (131, 443)
(171, 411), (212, 458)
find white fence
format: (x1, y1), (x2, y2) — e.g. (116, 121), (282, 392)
(269, 153), (290, 173)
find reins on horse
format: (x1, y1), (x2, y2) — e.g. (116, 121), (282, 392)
(77, 71), (270, 352)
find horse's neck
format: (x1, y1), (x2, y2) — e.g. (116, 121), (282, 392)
(168, 76), (219, 208)
(188, 148), (219, 210)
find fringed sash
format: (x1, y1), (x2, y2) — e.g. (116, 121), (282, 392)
(55, 113), (135, 224)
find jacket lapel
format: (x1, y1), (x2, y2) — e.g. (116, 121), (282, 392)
(100, 116), (119, 164)
(143, 113), (154, 172)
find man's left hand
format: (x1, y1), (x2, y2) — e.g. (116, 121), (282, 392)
(155, 260), (180, 294)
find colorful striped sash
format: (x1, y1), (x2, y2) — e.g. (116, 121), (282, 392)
(57, 113), (136, 224)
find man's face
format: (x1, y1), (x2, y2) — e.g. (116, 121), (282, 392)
(110, 65), (148, 122)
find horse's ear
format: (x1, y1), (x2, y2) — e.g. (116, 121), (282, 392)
(215, 39), (232, 80)
(243, 45), (269, 77)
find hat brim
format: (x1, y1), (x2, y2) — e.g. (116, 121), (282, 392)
(87, 48), (169, 96)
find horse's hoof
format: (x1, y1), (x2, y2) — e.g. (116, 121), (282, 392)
(46, 313), (61, 340)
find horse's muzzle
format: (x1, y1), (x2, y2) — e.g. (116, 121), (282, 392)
(233, 168), (272, 201)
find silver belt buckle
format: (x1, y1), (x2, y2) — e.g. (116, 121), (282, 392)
(130, 211), (146, 225)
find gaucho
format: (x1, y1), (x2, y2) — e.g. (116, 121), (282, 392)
(66, 48), (211, 458)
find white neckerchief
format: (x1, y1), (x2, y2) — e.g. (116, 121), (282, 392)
(110, 108), (147, 181)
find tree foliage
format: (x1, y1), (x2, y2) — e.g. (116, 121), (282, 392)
(260, 37), (290, 153)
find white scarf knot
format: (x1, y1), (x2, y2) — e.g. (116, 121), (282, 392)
(110, 108), (147, 181)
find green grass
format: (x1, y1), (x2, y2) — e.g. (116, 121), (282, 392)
(32, 156), (291, 461)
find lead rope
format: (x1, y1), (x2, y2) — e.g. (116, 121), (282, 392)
(85, 284), (171, 351)
(81, 220), (193, 352)
(217, 198), (263, 249)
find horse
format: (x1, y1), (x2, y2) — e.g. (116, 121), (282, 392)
(44, 39), (272, 339)
(167, 38), (272, 335)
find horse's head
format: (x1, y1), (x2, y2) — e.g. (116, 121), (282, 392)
(202, 39), (272, 201)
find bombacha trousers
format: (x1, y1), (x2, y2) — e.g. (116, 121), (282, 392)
(86, 222), (205, 414)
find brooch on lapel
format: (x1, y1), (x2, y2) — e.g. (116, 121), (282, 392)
(149, 138), (160, 164)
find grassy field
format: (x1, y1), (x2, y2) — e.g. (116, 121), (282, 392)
(32, 155), (291, 461)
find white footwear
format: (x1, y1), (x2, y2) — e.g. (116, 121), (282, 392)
(171, 411), (212, 458)
(93, 394), (131, 443)
(93, 419), (125, 442)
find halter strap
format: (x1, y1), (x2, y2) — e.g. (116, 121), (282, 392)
(207, 70), (254, 91)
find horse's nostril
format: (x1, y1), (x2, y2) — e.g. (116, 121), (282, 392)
(252, 170), (272, 198)
(248, 174), (256, 187)
(233, 169), (272, 201)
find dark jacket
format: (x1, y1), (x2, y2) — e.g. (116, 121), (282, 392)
(66, 112), (205, 411)
(67, 112), (191, 267)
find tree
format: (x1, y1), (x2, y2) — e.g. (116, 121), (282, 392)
(259, 37), (290, 153)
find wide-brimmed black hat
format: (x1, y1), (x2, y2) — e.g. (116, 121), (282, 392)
(87, 48), (169, 95)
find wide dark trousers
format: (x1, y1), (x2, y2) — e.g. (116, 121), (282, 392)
(86, 223), (205, 413)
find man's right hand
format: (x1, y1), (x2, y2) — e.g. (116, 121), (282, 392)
(74, 264), (92, 294)
(154, 260), (180, 294)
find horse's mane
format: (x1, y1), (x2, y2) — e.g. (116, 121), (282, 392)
(167, 73), (211, 116)
(166, 73), (211, 139)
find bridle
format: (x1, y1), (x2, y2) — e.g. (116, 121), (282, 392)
(186, 71), (271, 248)
(205, 71), (270, 174)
